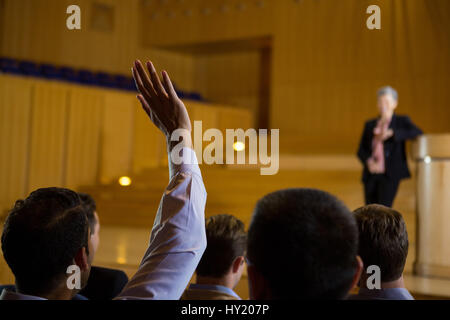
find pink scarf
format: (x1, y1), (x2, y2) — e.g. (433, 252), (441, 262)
(371, 118), (391, 173)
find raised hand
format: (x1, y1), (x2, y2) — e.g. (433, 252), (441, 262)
(374, 127), (394, 142)
(132, 60), (192, 141)
(382, 128), (394, 141)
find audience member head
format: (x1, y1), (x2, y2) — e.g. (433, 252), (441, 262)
(78, 192), (100, 258)
(1, 187), (93, 299)
(247, 188), (362, 299)
(377, 86), (398, 118)
(353, 204), (409, 286)
(196, 214), (247, 290)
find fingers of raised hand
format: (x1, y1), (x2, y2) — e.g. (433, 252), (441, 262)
(161, 70), (178, 100)
(137, 94), (165, 132)
(132, 64), (155, 105)
(146, 61), (168, 99)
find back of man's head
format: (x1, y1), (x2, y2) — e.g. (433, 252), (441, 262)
(1, 187), (90, 296)
(353, 204), (409, 282)
(247, 188), (359, 299)
(196, 214), (247, 278)
(78, 192), (97, 235)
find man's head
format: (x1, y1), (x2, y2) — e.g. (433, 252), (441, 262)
(78, 192), (100, 258)
(1, 187), (93, 298)
(353, 204), (409, 284)
(247, 188), (362, 299)
(196, 214), (247, 289)
(377, 86), (398, 117)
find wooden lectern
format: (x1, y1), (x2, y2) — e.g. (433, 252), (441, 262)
(412, 134), (450, 278)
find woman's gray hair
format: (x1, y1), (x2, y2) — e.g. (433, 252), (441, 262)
(377, 86), (398, 101)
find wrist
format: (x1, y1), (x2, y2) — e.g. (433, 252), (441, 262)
(166, 129), (192, 153)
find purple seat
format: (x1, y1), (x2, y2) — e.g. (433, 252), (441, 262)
(40, 64), (61, 79)
(18, 61), (40, 76)
(59, 66), (77, 82)
(77, 70), (95, 84)
(0, 58), (20, 74)
(95, 72), (116, 88)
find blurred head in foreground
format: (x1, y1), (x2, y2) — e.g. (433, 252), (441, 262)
(1, 188), (93, 299)
(195, 214), (247, 290)
(247, 188), (362, 299)
(78, 192), (100, 259)
(353, 204), (409, 287)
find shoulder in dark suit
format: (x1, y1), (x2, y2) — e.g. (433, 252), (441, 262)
(357, 114), (423, 182)
(78, 265), (129, 300)
(0, 284), (88, 300)
(1, 266), (128, 300)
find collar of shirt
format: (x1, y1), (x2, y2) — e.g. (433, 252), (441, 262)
(0, 289), (47, 300)
(188, 283), (241, 300)
(357, 287), (414, 300)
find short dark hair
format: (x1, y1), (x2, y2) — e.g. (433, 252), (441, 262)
(78, 192), (97, 235)
(196, 214), (247, 278)
(353, 204), (408, 282)
(1, 187), (90, 295)
(247, 188), (359, 299)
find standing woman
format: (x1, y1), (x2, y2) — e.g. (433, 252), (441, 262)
(357, 86), (423, 207)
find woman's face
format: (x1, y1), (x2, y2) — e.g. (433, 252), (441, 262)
(377, 94), (397, 117)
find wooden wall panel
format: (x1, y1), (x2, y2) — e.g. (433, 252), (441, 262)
(194, 51), (260, 126)
(27, 80), (68, 193)
(188, 100), (219, 131)
(0, 74), (260, 216)
(138, 48), (196, 94)
(140, 0), (450, 154)
(0, 75), (33, 214)
(0, 0), (6, 55)
(132, 102), (165, 174)
(217, 107), (253, 132)
(100, 91), (134, 184)
(141, 0), (275, 46)
(0, 0), (195, 91)
(270, 0), (450, 153)
(3, 0), (450, 155)
(64, 87), (103, 189)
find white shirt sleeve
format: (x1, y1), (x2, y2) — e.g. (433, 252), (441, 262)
(115, 147), (207, 300)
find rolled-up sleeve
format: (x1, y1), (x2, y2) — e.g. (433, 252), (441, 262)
(115, 147), (207, 300)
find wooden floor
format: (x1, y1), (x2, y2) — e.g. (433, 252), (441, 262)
(2, 157), (450, 299)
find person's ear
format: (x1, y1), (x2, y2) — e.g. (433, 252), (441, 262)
(350, 255), (364, 292)
(247, 264), (271, 300)
(74, 247), (89, 272)
(232, 256), (245, 273)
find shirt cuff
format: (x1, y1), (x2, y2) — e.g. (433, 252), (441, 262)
(168, 147), (201, 179)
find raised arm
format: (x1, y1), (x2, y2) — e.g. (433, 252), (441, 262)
(116, 60), (206, 300)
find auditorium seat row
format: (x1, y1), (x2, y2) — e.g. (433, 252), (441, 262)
(0, 57), (205, 101)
